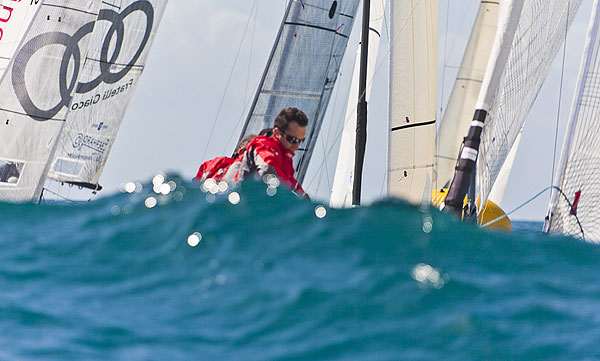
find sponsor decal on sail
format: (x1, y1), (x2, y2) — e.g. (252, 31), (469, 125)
(11, 1), (153, 121)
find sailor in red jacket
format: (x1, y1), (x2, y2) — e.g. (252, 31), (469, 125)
(194, 135), (255, 182)
(233, 107), (309, 198)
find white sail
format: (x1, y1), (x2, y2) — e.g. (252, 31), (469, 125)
(435, 0), (499, 189)
(238, 0), (361, 184)
(475, 0), (582, 209)
(47, 0), (168, 189)
(388, 0), (437, 204)
(488, 128), (522, 205)
(0, 1), (42, 73)
(0, 0), (101, 202)
(329, 0), (385, 208)
(545, 0), (600, 242)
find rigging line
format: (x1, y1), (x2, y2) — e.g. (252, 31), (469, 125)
(478, 185), (585, 242)
(222, 0), (260, 155)
(202, 0), (258, 162)
(551, 1), (570, 189)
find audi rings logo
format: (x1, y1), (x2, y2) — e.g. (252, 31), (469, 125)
(12, 1), (154, 121)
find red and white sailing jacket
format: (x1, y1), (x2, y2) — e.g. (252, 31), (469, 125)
(194, 157), (236, 182)
(229, 135), (308, 198)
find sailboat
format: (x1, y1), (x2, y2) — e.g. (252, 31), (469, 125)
(545, 0), (600, 243)
(0, 0), (168, 202)
(443, 0), (582, 224)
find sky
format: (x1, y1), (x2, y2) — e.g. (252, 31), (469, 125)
(98, 0), (594, 221)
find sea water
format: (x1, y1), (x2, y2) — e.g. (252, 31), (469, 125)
(1, 175), (599, 361)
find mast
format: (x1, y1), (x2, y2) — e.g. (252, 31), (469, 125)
(352, 0), (371, 206)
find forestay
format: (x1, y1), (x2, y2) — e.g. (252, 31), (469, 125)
(476, 0), (582, 210)
(238, 0), (360, 184)
(47, 0), (168, 189)
(0, 0), (101, 202)
(545, 0), (600, 242)
(388, 0), (437, 204)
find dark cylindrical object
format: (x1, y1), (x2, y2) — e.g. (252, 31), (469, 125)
(444, 109), (487, 215)
(352, 0), (370, 206)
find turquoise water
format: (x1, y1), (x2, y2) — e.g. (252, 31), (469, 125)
(1, 176), (599, 360)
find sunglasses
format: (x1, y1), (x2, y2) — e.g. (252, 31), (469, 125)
(283, 132), (305, 145)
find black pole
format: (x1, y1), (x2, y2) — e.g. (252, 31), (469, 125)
(444, 109), (487, 215)
(352, 0), (370, 206)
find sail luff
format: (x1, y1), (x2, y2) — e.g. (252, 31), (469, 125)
(544, 0), (600, 240)
(330, 0), (385, 208)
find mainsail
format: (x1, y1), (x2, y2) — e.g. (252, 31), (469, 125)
(47, 0), (168, 189)
(435, 0), (499, 190)
(388, 0), (437, 204)
(0, 0), (101, 202)
(238, 0), (360, 184)
(329, 0), (384, 208)
(545, 0), (600, 242)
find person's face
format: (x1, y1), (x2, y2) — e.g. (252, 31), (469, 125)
(274, 121), (306, 152)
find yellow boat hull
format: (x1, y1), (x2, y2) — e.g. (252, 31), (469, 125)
(431, 189), (512, 232)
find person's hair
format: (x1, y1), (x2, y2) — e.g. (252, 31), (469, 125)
(259, 128), (273, 137)
(232, 134), (256, 158)
(274, 107), (308, 133)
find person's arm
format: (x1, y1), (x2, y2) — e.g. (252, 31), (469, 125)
(237, 144), (279, 181)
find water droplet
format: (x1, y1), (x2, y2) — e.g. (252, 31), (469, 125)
(315, 205), (327, 218)
(187, 232), (202, 247)
(152, 173), (165, 187)
(125, 182), (136, 193)
(111, 206), (121, 215)
(159, 183), (171, 195)
(228, 192), (240, 205)
(145, 196), (157, 208)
